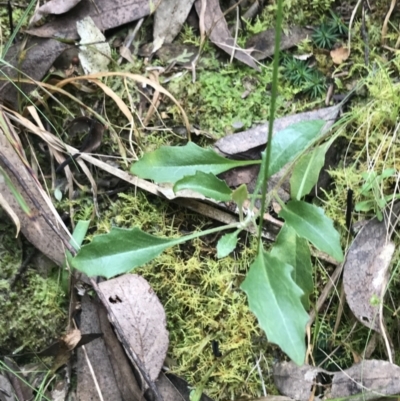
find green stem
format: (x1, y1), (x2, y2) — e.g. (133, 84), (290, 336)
(257, 0), (284, 247)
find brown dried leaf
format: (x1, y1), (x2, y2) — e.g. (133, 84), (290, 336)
(0, 38), (70, 108)
(98, 274), (169, 382)
(31, 0), (81, 25)
(214, 105), (340, 156)
(154, 0), (196, 45)
(3, 358), (33, 401)
(246, 26), (313, 61)
(273, 361), (329, 400)
(214, 106), (340, 199)
(77, 295), (125, 401)
(194, 0), (259, 70)
(343, 205), (400, 333)
(0, 111), (71, 265)
(331, 360), (400, 400)
(330, 46), (350, 64)
(63, 329), (82, 350)
(27, 0), (159, 40)
(274, 360), (400, 401)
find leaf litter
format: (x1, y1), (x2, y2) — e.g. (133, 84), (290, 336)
(3, 1), (399, 396)
(343, 203), (400, 335)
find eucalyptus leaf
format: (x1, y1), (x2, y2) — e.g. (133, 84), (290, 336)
(131, 142), (257, 183)
(278, 200), (343, 262)
(271, 224), (313, 309)
(217, 232), (239, 258)
(241, 248), (309, 365)
(71, 227), (185, 278)
(174, 171), (232, 201)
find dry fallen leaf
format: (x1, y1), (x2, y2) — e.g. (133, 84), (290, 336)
(343, 204), (400, 333)
(27, 0), (160, 40)
(77, 16), (111, 74)
(98, 274), (169, 382)
(153, 0), (196, 46)
(246, 26), (313, 61)
(0, 110), (72, 265)
(330, 46), (350, 64)
(331, 360), (400, 400)
(274, 359), (400, 400)
(30, 0), (81, 25)
(194, 0), (259, 70)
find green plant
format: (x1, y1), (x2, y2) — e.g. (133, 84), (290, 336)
(304, 71), (327, 98)
(355, 168), (400, 220)
(69, 0), (344, 372)
(282, 56), (313, 86)
(312, 22), (340, 49)
(70, 121), (343, 368)
(328, 10), (349, 36)
(281, 56), (326, 98)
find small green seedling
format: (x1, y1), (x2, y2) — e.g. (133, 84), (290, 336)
(355, 168), (400, 221)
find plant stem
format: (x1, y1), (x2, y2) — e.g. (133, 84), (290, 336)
(257, 0), (284, 247)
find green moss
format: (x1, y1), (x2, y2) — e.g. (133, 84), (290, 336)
(0, 214), (66, 353)
(91, 191), (279, 399)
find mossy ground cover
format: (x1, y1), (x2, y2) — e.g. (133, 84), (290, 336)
(2, 0), (400, 399)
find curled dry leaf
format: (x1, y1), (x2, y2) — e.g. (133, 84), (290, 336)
(153, 0), (196, 45)
(331, 359), (400, 400)
(27, 0), (158, 40)
(31, 0), (81, 25)
(273, 361), (329, 400)
(194, 0), (259, 70)
(0, 111), (71, 265)
(246, 26), (313, 61)
(343, 205), (400, 333)
(274, 360), (400, 400)
(98, 274), (169, 382)
(77, 16), (111, 74)
(330, 46), (350, 64)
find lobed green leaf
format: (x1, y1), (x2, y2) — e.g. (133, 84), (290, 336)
(241, 248), (309, 365)
(278, 200), (343, 262)
(271, 224), (313, 309)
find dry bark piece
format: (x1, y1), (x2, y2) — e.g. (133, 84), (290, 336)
(343, 204), (400, 333)
(331, 360), (400, 399)
(0, 112), (71, 265)
(98, 274), (169, 382)
(246, 26), (313, 61)
(97, 301), (145, 400)
(77, 294), (124, 401)
(194, 0), (259, 70)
